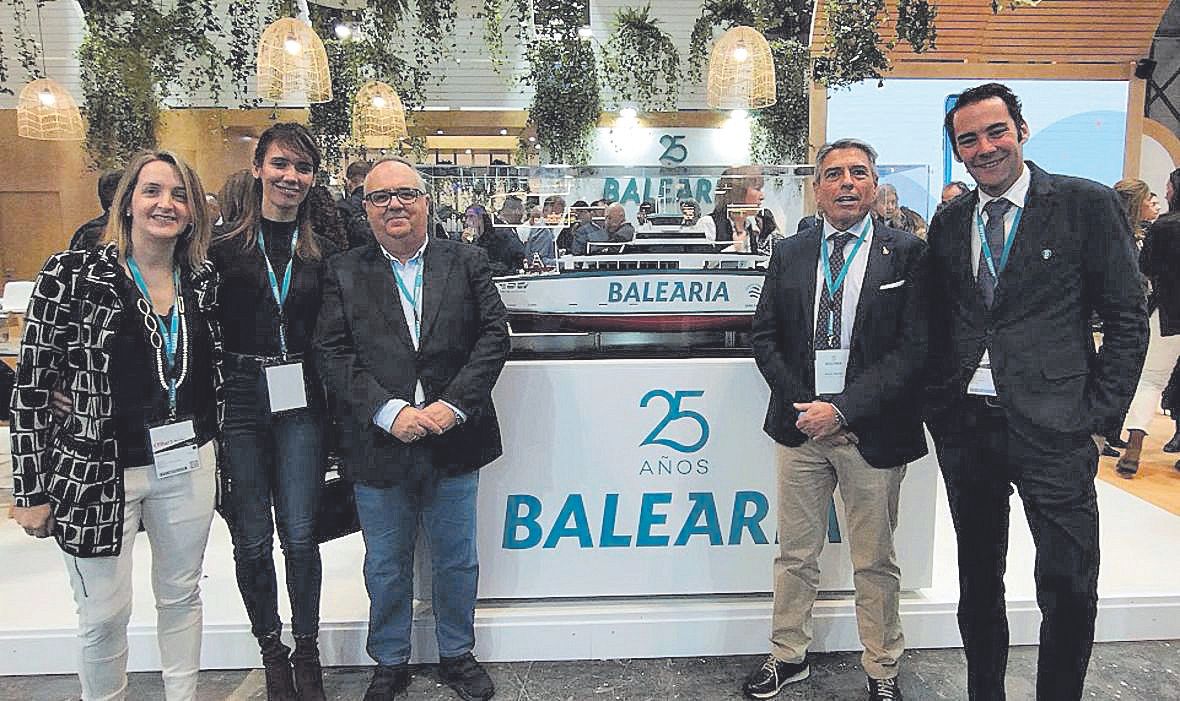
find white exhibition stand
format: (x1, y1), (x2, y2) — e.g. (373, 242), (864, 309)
(2, 358), (1180, 675)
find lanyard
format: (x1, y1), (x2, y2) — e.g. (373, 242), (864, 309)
(127, 257), (182, 415)
(976, 205), (1023, 280)
(257, 225), (299, 355)
(391, 260), (424, 340)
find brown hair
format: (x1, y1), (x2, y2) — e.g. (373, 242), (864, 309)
(218, 122), (322, 261)
(1114, 177), (1151, 242)
(712, 165), (765, 215)
(105, 150), (211, 270)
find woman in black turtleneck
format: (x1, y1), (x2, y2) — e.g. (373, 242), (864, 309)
(210, 122), (335, 700)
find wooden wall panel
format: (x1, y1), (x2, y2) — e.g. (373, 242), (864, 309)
(0, 192), (65, 281)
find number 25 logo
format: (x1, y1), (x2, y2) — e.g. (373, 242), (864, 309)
(658, 134), (688, 164)
(640, 389), (709, 453)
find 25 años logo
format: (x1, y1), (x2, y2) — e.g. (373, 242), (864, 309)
(640, 389), (709, 453)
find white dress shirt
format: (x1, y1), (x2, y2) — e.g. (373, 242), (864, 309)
(812, 214), (875, 350)
(970, 162), (1030, 374)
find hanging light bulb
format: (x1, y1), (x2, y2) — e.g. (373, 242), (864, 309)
(37, 89), (56, 107)
(284, 36), (302, 55)
(257, 18), (333, 103)
(733, 43), (749, 63)
(707, 26), (776, 110)
(371, 95), (386, 108)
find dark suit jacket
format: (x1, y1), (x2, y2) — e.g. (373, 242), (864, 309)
(751, 223), (930, 468)
(924, 162), (1148, 436)
(313, 237), (510, 484)
(1140, 213), (1180, 336)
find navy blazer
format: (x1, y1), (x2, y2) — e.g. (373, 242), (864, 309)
(751, 223), (930, 468)
(313, 237), (510, 483)
(924, 162), (1149, 436)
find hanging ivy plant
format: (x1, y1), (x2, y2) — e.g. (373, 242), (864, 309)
(77, 32), (159, 168)
(812, 0), (890, 89)
(599, 5), (680, 112)
(479, 0), (509, 74)
(896, 0), (938, 54)
(750, 39), (809, 163)
(521, 0), (602, 165)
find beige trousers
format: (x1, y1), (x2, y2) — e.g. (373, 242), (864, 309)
(770, 438), (906, 680)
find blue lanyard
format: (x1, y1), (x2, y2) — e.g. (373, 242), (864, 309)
(819, 217), (871, 339)
(391, 260), (424, 339)
(257, 225), (298, 355)
(127, 257), (181, 413)
(976, 205), (1023, 279)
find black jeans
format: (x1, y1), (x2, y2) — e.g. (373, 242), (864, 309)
(931, 398), (1099, 701)
(221, 366), (325, 639)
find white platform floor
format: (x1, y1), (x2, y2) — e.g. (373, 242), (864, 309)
(3, 466), (1180, 676)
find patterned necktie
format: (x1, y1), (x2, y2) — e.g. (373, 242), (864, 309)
(815, 231), (857, 350)
(978, 198), (1014, 308)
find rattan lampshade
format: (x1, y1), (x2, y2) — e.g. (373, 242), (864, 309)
(352, 81), (408, 149)
(17, 78), (85, 141)
(706, 26), (776, 110)
(257, 17), (333, 104)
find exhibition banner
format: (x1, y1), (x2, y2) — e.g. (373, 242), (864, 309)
(477, 358), (937, 599)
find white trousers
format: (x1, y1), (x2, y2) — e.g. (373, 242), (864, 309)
(63, 441), (216, 701)
(1124, 312), (1180, 432)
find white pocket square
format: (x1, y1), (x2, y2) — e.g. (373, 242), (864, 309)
(879, 279), (906, 290)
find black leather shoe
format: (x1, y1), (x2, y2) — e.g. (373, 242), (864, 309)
(1164, 430), (1180, 453)
(1101, 443), (1121, 458)
(259, 633), (296, 701)
(438, 652), (495, 700)
(1105, 432), (1129, 449)
(364, 665), (411, 700)
(742, 654), (809, 699)
(292, 636), (325, 701)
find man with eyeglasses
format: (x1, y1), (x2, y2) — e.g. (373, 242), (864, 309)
(314, 156), (510, 701)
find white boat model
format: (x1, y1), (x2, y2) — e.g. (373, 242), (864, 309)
(495, 230), (768, 332)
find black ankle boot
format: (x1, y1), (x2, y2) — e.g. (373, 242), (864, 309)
(292, 635), (326, 701)
(1165, 419), (1180, 453)
(259, 632), (296, 701)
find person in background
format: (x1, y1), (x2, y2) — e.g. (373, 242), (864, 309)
(571, 199), (608, 255)
(69, 169), (124, 251)
(1114, 174), (1180, 478)
(1158, 168), (1180, 455)
(337, 160), (373, 249)
(637, 200), (655, 226)
(576, 203), (635, 254)
(467, 203), (525, 275)
(934, 181), (971, 217)
(745, 138), (927, 701)
(308, 184), (350, 251)
(314, 156), (508, 701)
(900, 206), (928, 240)
(206, 193), (223, 228)
(211, 122), (335, 701)
(218, 169), (255, 232)
(12, 150), (221, 701)
(704, 165), (780, 253)
(524, 195), (564, 266)
(680, 199), (701, 226)
(556, 199), (587, 253)
(873, 184), (918, 237)
(924, 82), (1147, 699)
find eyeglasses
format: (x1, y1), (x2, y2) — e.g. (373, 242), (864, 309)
(364, 188), (426, 207)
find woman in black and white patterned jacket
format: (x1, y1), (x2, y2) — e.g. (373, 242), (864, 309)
(10, 150), (223, 701)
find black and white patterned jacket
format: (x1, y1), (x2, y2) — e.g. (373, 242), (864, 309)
(9, 244), (224, 557)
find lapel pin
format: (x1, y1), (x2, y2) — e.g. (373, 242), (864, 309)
(1042, 248), (1052, 260)
(882, 246), (890, 255)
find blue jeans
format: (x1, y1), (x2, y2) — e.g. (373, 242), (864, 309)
(221, 367), (325, 639)
(353, 468), (480, 666)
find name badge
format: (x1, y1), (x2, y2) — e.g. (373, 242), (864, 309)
(149, 419), (200, 479)
(967, 360), (998, 397)
(815, 349), (850, 395)
(264, 361), (308, 414)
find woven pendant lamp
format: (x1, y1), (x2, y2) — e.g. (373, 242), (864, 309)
(17, 78), (85, 140)
(352, 81), (408, 149)
(257, 17), (333, 103)
(706, 26), (776, 110)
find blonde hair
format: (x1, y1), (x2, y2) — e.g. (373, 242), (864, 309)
(105, 150), (211, 270)
(1114, 177), (1151, 241)
(712, 165), (764, 215)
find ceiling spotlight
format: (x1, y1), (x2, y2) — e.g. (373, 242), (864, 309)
(534, 144), (541, 150)
(334, 23), (352, 40)
(528, 136), (536, 142)
(499, 128), (508, 135)
(578, 25), (593, 40)
(436, 129), (444, 135)
(465, 148), (472, 154)
(455, 56), (462, 64)
(733, 44), (749, 63)
(730, 109), (748, 121)
(619, 107), (638, 120)
(283, 37), (302, 55)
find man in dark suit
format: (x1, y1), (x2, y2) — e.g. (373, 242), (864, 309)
(314, 156), (509, 701)
(925, 83), (1148, 700)
(745, 139), (929, 701)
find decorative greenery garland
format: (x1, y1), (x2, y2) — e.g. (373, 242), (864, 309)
(599, 4), (680, 112)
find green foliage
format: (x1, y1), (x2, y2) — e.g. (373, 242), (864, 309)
(9, 0), (41, 81)
(520, 0), (602, 165)
(479, 0), (509, 74)
(896, 0), (938, 54)
(77, 32), (159, 169)
(599, 5), (680, 112)
(687, 0), (759, 82)
(750, 39), (809, 164)
(813, 0), (890, 89)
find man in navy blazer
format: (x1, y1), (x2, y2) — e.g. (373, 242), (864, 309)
(925, 83), (1148, 700)
(745, 139), (929, 701)
(315, 157), (508, 701)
